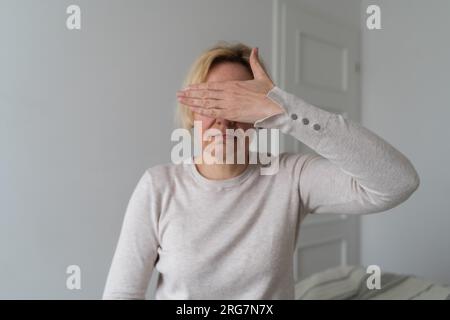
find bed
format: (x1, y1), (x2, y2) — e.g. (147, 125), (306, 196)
(295, 265), (450, 300)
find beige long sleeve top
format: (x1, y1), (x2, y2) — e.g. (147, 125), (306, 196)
(102, 86), (420, 300)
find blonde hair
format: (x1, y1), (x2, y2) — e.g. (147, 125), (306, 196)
(175, 41), (270, 129)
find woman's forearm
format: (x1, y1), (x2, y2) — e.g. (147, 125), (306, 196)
(254, 86), (420, 214)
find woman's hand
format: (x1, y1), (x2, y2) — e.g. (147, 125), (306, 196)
(176, 48), (285, 124)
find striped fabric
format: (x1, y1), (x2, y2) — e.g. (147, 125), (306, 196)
(295, 266), (450, 300)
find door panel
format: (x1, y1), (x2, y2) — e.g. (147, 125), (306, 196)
(273, 0), (361, 286)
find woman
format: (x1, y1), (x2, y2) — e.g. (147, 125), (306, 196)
(102, 42), (420, 300)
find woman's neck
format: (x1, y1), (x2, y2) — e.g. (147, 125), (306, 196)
(194, 152), (250, 180)
(195, 162), (249, 180)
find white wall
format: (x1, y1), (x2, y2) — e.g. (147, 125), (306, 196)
(294, 0), (361, 28)
(0, 0), (272, 299)
(360, 0), (450, 284)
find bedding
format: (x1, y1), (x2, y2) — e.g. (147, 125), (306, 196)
(295, 265), (450, 300)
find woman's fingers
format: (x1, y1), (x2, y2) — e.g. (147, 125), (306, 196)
(177, 89), (227, 100)
(183, 81), (229, 91)
(177, 96), (225, 109)
(188, 106), (225, 119)
(249, 47), (268, 80)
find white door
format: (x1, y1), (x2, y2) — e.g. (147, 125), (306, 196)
(272, 0), (361, 289)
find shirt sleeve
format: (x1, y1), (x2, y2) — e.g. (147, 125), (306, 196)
(102, 170), (159, 299)
(254, 86), (420, 215)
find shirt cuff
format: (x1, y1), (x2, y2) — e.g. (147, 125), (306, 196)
(253, 86), (334, 150)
